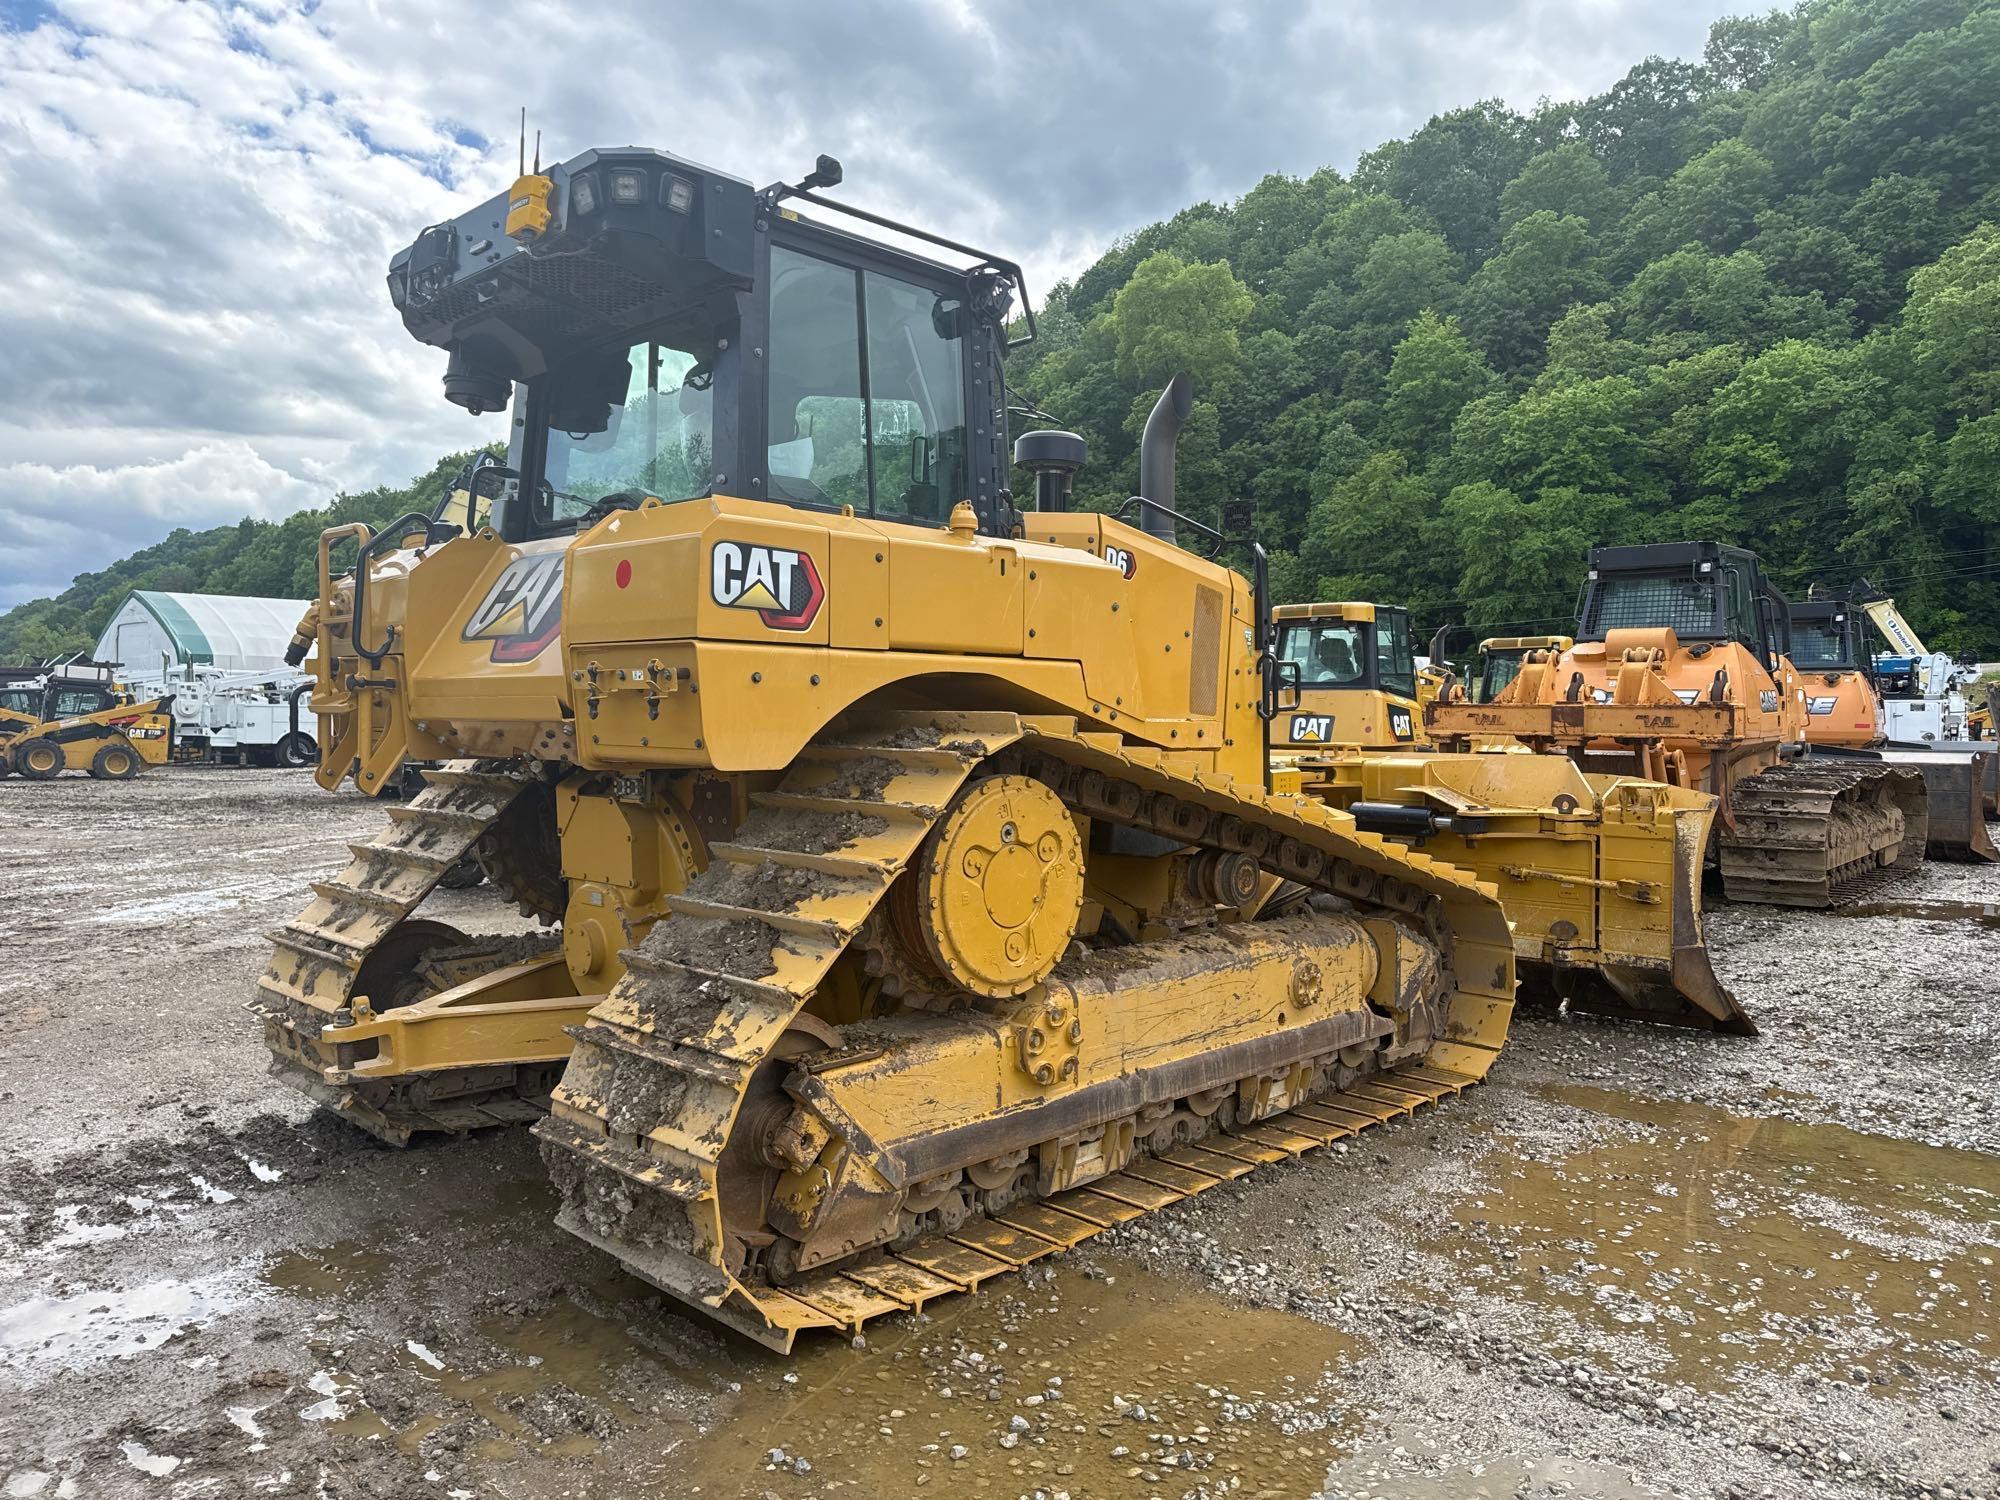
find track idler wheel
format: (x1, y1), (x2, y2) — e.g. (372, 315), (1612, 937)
(914, 774), (1085, 998)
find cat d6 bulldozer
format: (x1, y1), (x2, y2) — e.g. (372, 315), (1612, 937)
(258, 146), (1515, 1350)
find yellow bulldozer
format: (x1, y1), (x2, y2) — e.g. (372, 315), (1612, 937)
(1267, 607), (1742, 1034)
(0, 664), (174, 780)
(258, 145), (1516, 1350)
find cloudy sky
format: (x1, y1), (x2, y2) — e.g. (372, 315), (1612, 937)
(0, 0), (1742, 610)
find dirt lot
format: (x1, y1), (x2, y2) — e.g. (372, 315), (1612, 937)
(1, 766), (1995, 1500)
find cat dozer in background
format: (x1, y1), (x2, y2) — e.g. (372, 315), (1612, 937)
(1266, 609), (1741, 1034)
(255, 142), (1516, 1351)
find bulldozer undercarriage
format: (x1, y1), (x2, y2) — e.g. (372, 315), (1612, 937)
(252, 763), (586, 1143)
(1718, 759), (1930, 908)
(256, 714), (1513, 1349)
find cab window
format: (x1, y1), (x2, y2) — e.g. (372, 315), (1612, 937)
(765, 245), (967, 521)
(1377, 611), (1416, 699)
(864, 272), (966, 522)
(1278, 622), (1366, 686)
(50, 686), (111, 717)
(539, 339), (716, 527)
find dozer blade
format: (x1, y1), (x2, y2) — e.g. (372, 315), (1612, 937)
(1889, 747), (1999, 862)
(1294, 752), (1752, 1036)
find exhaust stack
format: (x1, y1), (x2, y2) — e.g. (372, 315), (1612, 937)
(1138, 373), (1192, 544)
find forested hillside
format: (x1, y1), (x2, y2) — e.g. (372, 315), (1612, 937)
(0, 452), (482, 663)
(1002, 0), (2000, 654)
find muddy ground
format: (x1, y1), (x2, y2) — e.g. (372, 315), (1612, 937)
(1, 766), (1995, 1500)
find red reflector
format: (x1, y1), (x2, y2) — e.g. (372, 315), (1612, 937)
(615, 559), (632, 589)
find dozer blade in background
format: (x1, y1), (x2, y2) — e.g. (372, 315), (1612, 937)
(1294, 753), (1754, 1036)
(1815, 746), (1999, 863)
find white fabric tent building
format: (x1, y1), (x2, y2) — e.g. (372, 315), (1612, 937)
(94, 591), (310, 682)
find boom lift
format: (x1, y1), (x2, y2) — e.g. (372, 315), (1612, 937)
(1430, 541), (1929, 907)
(257, 142), (1515, 1350)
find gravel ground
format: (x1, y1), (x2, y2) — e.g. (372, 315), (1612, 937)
(0, 766), (1994, 1500)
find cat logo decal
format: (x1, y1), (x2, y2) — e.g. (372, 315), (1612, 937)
(463, 552), (565, 662)
(1290, 714), (1333, 743)
(711, 541), (824, 630)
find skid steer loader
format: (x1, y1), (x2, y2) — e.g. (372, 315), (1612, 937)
(258, 144), (1515, 1350)
(0, 665), (173, 780)
(1268, 609), (1741, 1033)
(1431, 542), (1930, 908)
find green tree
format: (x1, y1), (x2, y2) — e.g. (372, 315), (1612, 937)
(1462, 212), (1610, 370)
(1498, 144), (1622, 233)
(1377, 313), (1496, 457)
(1108, 252), (1255, 388)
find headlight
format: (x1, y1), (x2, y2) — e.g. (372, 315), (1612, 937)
(609, 169), (644, 204)
(570, 173), (598, 216)
(661, 174), (693, 213)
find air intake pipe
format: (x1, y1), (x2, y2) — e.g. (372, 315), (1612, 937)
(1138, 373), (1192, 544)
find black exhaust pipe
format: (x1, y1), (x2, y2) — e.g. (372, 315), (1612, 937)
(1138, 373), (1192, 544)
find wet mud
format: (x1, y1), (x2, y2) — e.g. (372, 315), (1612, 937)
(3, 768), (1999, 1499)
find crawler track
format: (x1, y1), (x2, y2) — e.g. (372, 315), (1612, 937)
(535, 711), (1513, 1349)
(1719, 760), (1929, 907)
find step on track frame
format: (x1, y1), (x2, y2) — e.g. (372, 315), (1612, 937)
(535, 711), (1515, 1351)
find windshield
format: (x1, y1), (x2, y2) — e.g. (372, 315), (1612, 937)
(1476, 653), (1523, 703)
(1790, 620), (1854, 670)
(537, 338), (714, 528)
(0, 687), (37, 717)
(1278, 622), (1366, 686)
(1579, 573), (1719, 640)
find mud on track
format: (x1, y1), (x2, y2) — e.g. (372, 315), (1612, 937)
(1, 767), (1996, 1498)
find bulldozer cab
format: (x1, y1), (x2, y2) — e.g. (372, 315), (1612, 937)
(1576, 541), (1791, 671)
(1469, 635), (1573, 704)
(1789, 599), (1868, 674)
(393, 148), (1025, 546)
(1268, 602), (1420, 749)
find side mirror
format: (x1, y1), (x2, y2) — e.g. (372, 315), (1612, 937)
(1221, 499), (1254, 538)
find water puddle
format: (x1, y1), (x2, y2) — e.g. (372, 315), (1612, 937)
(386, 1293), (675, 1462)
(1323, 1425), (1669, 1498)
(263, 1223), (1356, 1494)
(1833, 898), (2000, 927)
(264, 1236), (397, 1301)
(1411, 1086), (1999, 1392)
(0, 1272), (244, 1375)
(682, 1253), (1358, 1496)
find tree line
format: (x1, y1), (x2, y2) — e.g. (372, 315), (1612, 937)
(1001, 0), (2000, 656)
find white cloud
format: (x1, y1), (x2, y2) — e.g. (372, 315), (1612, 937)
(0, 0), (1737, 608)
